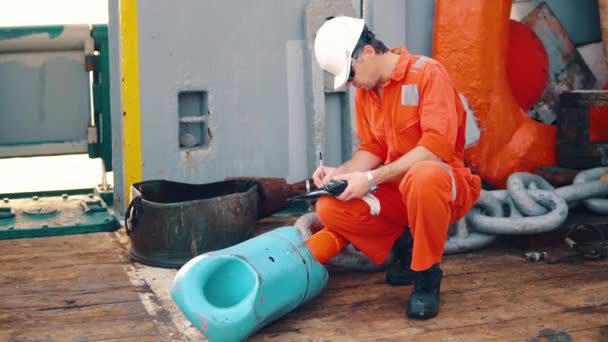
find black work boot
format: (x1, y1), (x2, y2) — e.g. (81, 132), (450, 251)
(386, 228), (416, 286)
(406, 264), (443, 319)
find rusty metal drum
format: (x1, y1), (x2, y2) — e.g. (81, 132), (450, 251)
(126, 179), (259, 268)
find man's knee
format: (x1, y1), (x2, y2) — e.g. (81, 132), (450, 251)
(401, 161), (451, 192)
(317, 196), (371, 228)
(316, 196), (342, 227)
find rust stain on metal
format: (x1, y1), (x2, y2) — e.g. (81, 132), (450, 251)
(558, 91), (608, 168)
(207, 126), (213, 143)
(534, 166), (579, 187)
(191, 237), (198, 258)
(225, 177), (315, 218)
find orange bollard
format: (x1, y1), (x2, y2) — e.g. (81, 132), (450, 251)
(433, 0), (556, 188)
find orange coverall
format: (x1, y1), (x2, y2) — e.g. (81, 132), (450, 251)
(307, 47), (481, 271)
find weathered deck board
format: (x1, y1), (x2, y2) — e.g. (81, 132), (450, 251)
(252, 243), (608, 341)
(0, 233), (182, 342)
(1, 215), (608, 341)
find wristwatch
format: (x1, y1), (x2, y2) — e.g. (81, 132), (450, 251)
(366, 171), (379, 193)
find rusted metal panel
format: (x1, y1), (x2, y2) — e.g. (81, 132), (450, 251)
(522, 3), (596, 124)
(534, 165), (580, 187)
(560, 90), (608, 108)
(557, 90), (608, 168)
(225, 177), (291, 219)
(226, 177), (314, 219)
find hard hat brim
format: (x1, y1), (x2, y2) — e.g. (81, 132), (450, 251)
(333, 60), (351, 89)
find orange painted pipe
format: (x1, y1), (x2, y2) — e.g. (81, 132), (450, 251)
(433, 0), (556, 188)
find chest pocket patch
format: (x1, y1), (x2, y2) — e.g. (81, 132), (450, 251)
(401, 85), (419, 106)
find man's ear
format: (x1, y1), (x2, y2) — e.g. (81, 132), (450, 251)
(363, 45), (375, 56)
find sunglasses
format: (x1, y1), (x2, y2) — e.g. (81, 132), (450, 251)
(347, 55), (358, 83)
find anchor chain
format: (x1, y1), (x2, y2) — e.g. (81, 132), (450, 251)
(295, 167), (608, 271)
(464, 167), (608, 236)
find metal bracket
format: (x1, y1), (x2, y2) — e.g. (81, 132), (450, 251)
(0, 207), (15, 219)
(80, 199), (108, 214)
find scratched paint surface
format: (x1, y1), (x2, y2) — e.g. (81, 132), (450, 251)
(0, 26), (64, 40)
(522, 3), (596, 124)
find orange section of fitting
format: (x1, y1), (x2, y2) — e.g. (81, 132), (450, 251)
(433, 0), (556, 188)
(306, 228), (348, 264)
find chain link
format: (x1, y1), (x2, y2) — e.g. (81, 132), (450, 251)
(295, 168), (608, 269)
(449, 167), (608, 253)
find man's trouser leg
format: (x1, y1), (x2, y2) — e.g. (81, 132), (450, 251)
(400, 161), (453, 271)
(399, 161), (454, 319)
(385, 227), (415, 285)
(307, 186), (408, 265)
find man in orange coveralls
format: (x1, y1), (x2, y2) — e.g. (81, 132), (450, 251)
(307, 16), (481, 319)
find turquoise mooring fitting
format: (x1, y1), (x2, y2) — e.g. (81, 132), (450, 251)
(171, 226), (329, 341)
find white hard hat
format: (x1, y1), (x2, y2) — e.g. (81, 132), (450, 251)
(314, 16), (365, 89)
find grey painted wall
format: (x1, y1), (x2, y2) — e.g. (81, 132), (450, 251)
(108, 0), (125, 214)
(364, 0), (435, 56)
(304, 0), (359, 175)
(137, 0), (312, 184)
(111, 0), (435, 205)
(405, 0), (436, 56)
(364, 0), (407, 50)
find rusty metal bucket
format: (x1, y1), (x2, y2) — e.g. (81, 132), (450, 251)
(126, 179), (259, 268)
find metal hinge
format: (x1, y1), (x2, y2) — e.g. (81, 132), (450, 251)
(87, 126), (98, 144)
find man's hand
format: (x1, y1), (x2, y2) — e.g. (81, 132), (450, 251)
(311, 151), (382, 188)
(312, 166), (341, 188)
(332, 172), (370, 201)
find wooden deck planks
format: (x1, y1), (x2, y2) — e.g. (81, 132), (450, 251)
(1, 216), (607, 341)
(252, 244), (608, 341)
(0, 233), (181, 342)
